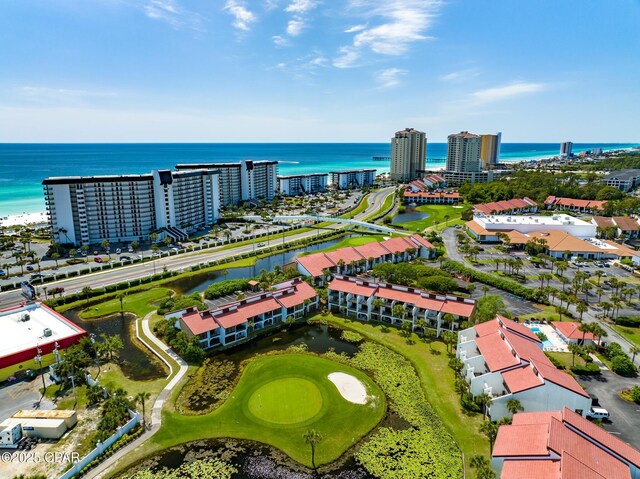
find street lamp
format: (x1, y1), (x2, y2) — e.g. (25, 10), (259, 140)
(90, 333), (100, 380)
(34, 345), (46, 404)
(53, 341), (60, 365)
(68, 373), (77, 410)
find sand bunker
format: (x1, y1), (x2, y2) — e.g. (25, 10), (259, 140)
(328, 372), (369, 404)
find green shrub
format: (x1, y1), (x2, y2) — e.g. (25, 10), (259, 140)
(614, 316), (640, 327)
(611, 355), (638, 377)
(630, 386), (640, 404)
(204, 279), (250, 300)
(570, 363), (600, 375)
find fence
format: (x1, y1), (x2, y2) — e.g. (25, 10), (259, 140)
(57, 410), (140, 479)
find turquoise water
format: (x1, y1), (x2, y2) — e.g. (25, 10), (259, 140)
(0, 142), (635, 215)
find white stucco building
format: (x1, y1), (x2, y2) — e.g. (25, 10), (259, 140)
(329, 169), (376, 189)
(278, 173), (328, 196)
(457, 316), (592, 420)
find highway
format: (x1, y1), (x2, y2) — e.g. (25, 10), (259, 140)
(0, 187), (395, 309)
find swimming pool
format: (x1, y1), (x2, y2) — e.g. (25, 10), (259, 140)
(529, 327), (553, 348)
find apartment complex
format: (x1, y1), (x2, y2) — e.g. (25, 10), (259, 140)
(604, 169), (640, 192)
(560, 141), (573, 157)
(278, 173), (328, 196)
(328, 275), (475, 336)
(43, 169), (221, 245)
(593, 215), (640, 239)
(329, 169), (376, 189)
(446, 131), (482, 173)
(457, 316), (591, 420)
(492, 408), (640, 479)
(390, 128), (427, 182)
(296, 234), (436, 279)
(473, 197), (538, 215)
(544, 195), (607, 214)
(403, 191), (461, 204)
(480, 132), (501, 169)
(166, 278), (318, 349)
(175, 160), (278, 205)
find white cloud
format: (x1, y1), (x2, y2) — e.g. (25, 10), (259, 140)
(471, 82), (545, 104)
(344, 24), (367, 33)
(375, 68), (407, 89)
(334, 0), (441, 64)
(19, 86), (117, 102)
(287, 19), (305, 36)
(144, 0), (204, 31)
(333, 46), (360, 68)
(440, 69), (479, 82)
(272, 35), (290, 46)
(224, 0), (257, 32)
(285, 0), (317, 13)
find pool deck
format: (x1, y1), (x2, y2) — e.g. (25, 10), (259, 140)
(524, 322), (568, 352)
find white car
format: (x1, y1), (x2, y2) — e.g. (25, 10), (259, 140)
(257, 242), (266, 247)
(586, 407), (609, 419)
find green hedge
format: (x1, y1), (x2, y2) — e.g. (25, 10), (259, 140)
(570, 363), (600, 375)
(442, 260), (548, 304)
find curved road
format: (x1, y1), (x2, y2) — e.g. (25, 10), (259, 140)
(0, 188), (396, 309)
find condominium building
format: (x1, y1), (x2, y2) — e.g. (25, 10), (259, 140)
(329, 169), (376, 189)
(603, 169), (640, 192)
(560, 141), (573, 157)
(43, 169), (220, 245)
(327, 275), (475, 336)
(480, 132), (501, 169)
(175, 160), (278, 205)
(166, 278), (318, 350)
(446, 131), (482, 173)
(457, 316), (591, 420)
(278, 173), (328, 196)
(390, 128), (427, 182)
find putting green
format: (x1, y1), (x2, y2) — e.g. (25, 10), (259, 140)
(248, 377), (323, 424)
(161, 354), (386, 467)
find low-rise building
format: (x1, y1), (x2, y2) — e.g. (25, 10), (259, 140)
(457, 316), (591, 420)
(473, 197), (538, 215)
(278, 173), (328, 196)
(551, 321), (595, 346)
(403, 191), (461, 204)
(166, 278), (318, 350)
(593, 215), (640, 239)
(330, 169), (376, 189)
(604, 169), (640, 192)
(492, 408), (640, 479)
(406, 175), (447, 192)
(328, 275), (475, 336)
(0, 303), (86, 382)
(544, 195), (607, 214)
(296, 234), (436, 279)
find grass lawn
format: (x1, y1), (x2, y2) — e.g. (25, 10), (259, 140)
(340, 195), (370, 218)
(95, 362), (168, 399)
(546, 351), (584, 369)
(612, 324), (640, 347)
(398, 203), (471, 232)
(80, 287), (173, 319)
(153, 354), (385, 467)
(314, 234), (389, 253)
(322, 314), (488, 471)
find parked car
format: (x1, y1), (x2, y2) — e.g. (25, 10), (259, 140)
(589, 393), (600, 406)
(586, 407), (609, 419)
(30, 273), (43, 280)
(81, 251), (87, 256)
(95, 257), (103, 263)
(257, 242), (266, 247)
(120, 255), (131, 261)
(93, 250), (99, 256)
(26, 265), (34, 271)
(151, 251), (160, 257)
(0, 270), (5, 276)
(115, 248), (121, 254)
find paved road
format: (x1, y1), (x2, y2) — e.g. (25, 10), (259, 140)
(85, 313), (189, 479)
(580, 370), (640, 448)
(0, 188), (396, 309)
(0, 377), (54, 423)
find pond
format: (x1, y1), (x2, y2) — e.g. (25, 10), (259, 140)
(168, 235), (350, 296)
(118, 323), (408, 478)
(63, 310), (167, 381)
(391, 206), (429, 224)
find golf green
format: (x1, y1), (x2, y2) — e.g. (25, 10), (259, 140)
(248, 377), (323, 424)
(159, 354), (386, 467)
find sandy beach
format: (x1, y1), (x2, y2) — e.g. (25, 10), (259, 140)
(0, 212), (49, 227)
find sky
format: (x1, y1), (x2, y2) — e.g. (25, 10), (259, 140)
(0, 0), (639, 143)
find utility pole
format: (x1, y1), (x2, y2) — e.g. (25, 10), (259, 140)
(34, 345), (46, 405)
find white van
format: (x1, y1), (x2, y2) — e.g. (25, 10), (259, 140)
(587, 407), (609, 419)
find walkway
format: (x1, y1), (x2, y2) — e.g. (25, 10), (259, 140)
(243, 214), (407, 235)
(85, 312), (188, 479)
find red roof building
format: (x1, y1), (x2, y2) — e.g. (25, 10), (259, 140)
(457, 317), (591, 420)
(327, 275), (475, 336)
(551, 321), (596, 345)
(544, 196), (607, 213)
(473, 197), (538, 215)
(492, 408), (640, 479)
(403, 190), (461, 204)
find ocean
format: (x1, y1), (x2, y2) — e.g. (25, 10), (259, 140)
(0, 142), (635, 216)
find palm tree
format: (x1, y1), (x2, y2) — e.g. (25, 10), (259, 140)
(116, 292), (125, 313)
(594, 270), (605, 286)
(481, 285), (490, 297)
(51, 252), (60, 269)
(454, 376), (468, 400)
(506, 398), (524, 415)
(568, 343), (583, 367)
(576, 302), (588, 322)
(135, 391), (151, 427)
(303, 429), (322, 470)
(479, 420), (499, 452)
(82, 286), (92, 304)
(392, 303), (406, 322)
(590, 323), (607, 347)
(337, 259), (346, 274)
(630, 346), (640, 364)
(470, 456), (496, 479)
(101, 239), (111, 258)
(596, 287), (604, 303)
(476, 393), (492, 420)
(556, 261), (567, 278)
(578, 322), (593, 345)
(415, 318), (427, 336)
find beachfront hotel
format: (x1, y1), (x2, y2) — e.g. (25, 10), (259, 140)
(457, 316), (592, 420)
(480, 132), (501, 169)
(43, 169), (221, 245)
(560, 141), (573, 157)
(442, 131), (508, 185)
(278, 173), (328, 196)
(175, 160), (278, 206)
(329, 169), (376, 189)
(390, 127), (427, 182)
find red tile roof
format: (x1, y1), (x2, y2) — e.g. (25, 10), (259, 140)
(296, 252), (334, 277)
(214, 297), (282, 329)
(353, 241), (393, 260)
(552, 322), (595, 341)
(474, 319), (501, 337)
(502, 365), (544, 393)
(475, 332), (520, 371)
(324, 247), (365, 266)
(181, 311), (218, 336)
(276, 281), (317, 309)
(440, 300), (476, 317)
(493, 423), (551, 457)
(410, 233), (436, 249)
(328, 277), (376, 297)
(380, 236), (414, 254)
(473, 197), (538, 215)
(403, 191), (460, 199)
(533, 360), (590, 398)
(501, 460), (560, 479)
(498, 315), (542, 342)
(613, 216), (640, 231)
(544, 196), (607, 211)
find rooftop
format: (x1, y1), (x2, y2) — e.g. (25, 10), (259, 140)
(0, 303), (86, 359)
(476, 214), (592, 228)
